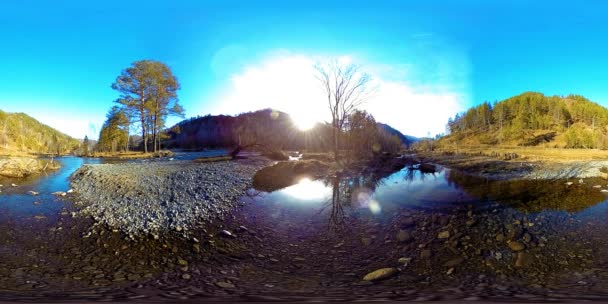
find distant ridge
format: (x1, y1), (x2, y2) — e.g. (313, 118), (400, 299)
(377, 123), (418, 148)
(164, 109), (413, 151)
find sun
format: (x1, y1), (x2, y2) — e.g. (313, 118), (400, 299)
(291, 112), (317, 131)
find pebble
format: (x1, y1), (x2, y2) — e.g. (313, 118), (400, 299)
(220, 230), (235, 238)
(508, 241), (525, 252)
(420, 249), (432, 259)
(362, 268), (398, 281)
(216, 281), (235, 288)
(397, 229), (412, 242)
(438, 231), (450, 239)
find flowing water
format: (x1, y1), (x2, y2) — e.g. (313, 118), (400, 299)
(1, 155), (608, 301)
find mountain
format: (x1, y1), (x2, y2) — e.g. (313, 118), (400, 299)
(164, 109), (332, 151)
(377, 123), (418, 148)
(0, 110), (80, 154)
(443, 92), (608, 149)
(164, 109), (408, 153)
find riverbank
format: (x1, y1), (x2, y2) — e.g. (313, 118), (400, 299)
(0, 157), (60, 178)
(89, 150), (174, 159)
(416, 149), (608, 180)
(69, 156), (270, 239)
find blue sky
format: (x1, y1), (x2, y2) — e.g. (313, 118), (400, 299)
(1, 0), (608, 138)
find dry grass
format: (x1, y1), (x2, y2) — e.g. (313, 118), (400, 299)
(436, 146), (608, 163)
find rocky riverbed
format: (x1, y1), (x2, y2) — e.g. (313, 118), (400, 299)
(1, 154), (608, 301)
(69, 157), (270, 239)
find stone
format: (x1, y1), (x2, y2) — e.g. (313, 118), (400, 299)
(398, 257), (412, 265)
(181, 273), (191, 280)
(508, 241), (525, 252)
(362, 268), (398, 281)
(397, 229), (412, 242)
(177, 259), (188, 266)
(438, 231), (450, 239)
(421, 249), (432, 259)
(444, 256), (465, 267)
(495, 234), (505, 242)
(216, 281), (235, 288)
(220, 230), (235, 238)
(515, 252), (529, 267)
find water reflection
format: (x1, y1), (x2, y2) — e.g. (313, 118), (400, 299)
(445, 170), (607, 213)
(251, 164), (608, 231)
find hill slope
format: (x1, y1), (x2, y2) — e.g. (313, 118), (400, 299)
(0, 110), (79, 154)
(377, 123), (418, 148)
(164, 109), (413, 151)
(442, 92), (608, 149)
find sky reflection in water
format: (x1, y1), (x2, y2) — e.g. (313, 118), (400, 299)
(252, 166), (608, 219)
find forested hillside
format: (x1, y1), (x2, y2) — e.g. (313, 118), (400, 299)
(0, 110), (80, 154)
(164, 109), (408, 153)
(444, 92), (608, 148)
(165, 109), (330, 151)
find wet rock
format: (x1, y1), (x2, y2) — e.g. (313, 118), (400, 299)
(398, 257), (412, 265)
(362, 268), (398, 281)
(421, 249), (432, 259)
(465, 218), (477, 227)
(495, 234), (505, 242)
(181, 273), (191, 280)
(508, 241), (525, 252)
(27, 191), (39, 196)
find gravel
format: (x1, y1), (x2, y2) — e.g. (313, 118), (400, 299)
(69, 157), (270, 238)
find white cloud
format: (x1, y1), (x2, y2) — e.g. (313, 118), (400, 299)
(210, 51), (470, 137)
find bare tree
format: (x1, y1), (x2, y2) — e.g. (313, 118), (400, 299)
(315, 60), (374, 162)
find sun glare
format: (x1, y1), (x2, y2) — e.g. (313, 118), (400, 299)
(282, 177), (331, 201)
(292, 113), (317, 131)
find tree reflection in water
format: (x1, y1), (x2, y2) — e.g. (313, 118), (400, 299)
(445, 170), (607, 213)
(319, 166), (607, 232)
